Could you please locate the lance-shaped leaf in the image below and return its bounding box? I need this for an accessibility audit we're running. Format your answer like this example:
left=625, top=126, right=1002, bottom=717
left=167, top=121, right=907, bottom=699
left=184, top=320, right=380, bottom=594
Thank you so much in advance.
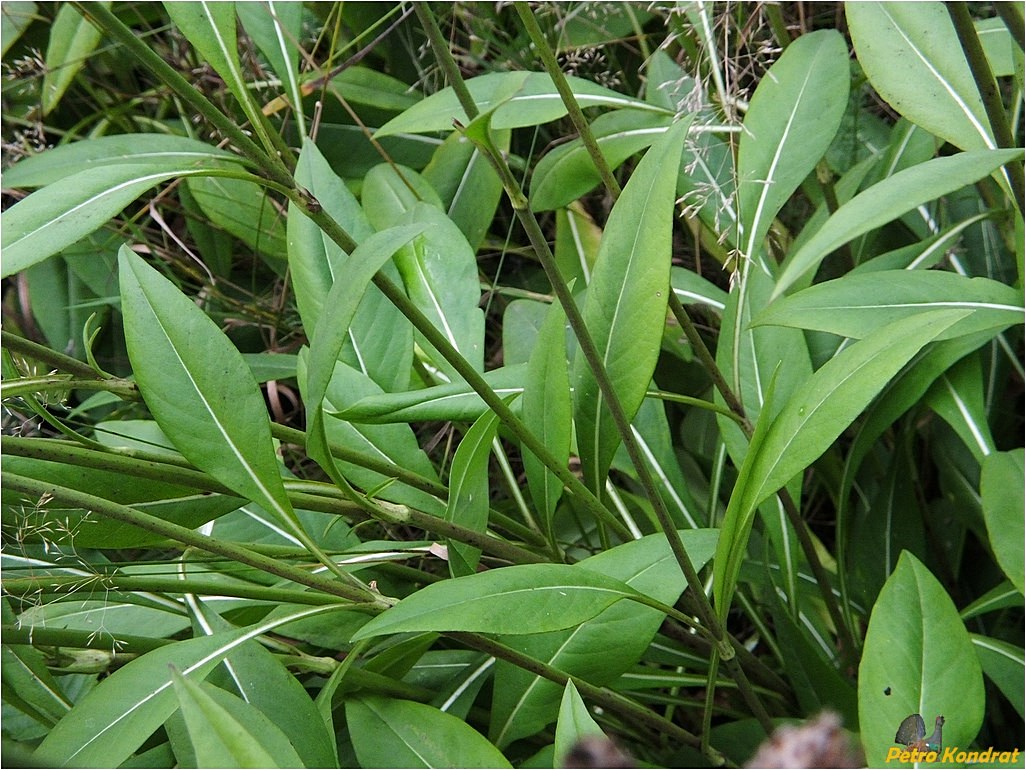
left=772, top=149, right=1023, bottom=297
left=756, top=269, right=1025, bottom=339
left=118, top=246, right=305, bottom=540
left=554, top=682, right=605, bottom=767
left=347, top=696, right=512, bottom=769
left=2, top=134, right=245, bottom=188
left=165, top=2, right=271, bottom=150
left=374, top=71, right=668, bottom=138
left=351, top=565, right=646, bottom=639
left=303, top=226, right=427, bottom=486
left=170, top=671, right=301, bottom=769
left=40, top=3, right=108, bottom=115
left=714, top=309, right=970, bottom=618
left=236, top=0, right=305, bottom=135
left=858, top=553, right=984, bottom=767
left=735, top=29, right=849, bottom=262
left=847, top=2, right=995, bottom=152
left=2, top=165, right=222, bottom=277
left=523, top=301, right=571, bottom=530
left=445, top=407, right=502, bottom=577
left=34, top=606, right=341, bottom=768
left=572, top=117, right=690, bottom=493
left=981, top=449, right=1025, bottom=595
left=333, top=365, right=528, bottom=425
left=530, top=110, right=673, bottom=211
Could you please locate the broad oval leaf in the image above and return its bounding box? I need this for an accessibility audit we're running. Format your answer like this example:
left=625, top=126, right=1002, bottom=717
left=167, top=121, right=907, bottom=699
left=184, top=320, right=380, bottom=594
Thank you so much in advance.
left=773, top=149, right=1023, bottom=297
left=981, top=449, right=1025, bottom=595
left=33, top=607, right=341, bottom=768
left=374, top=71, right=668, bottom=138
left=572, top=117, right=690, bottom=492
left=847, top=2, right=995, bottom=152
left=858, top=552, right=984, bottom=767
left=754, top=270, right=1025, bottom=340
left=347, top=695, right=512, bottom=769
left=351, top=564, right=645, bottom=639
left=118, top=246, right=298, bottom=532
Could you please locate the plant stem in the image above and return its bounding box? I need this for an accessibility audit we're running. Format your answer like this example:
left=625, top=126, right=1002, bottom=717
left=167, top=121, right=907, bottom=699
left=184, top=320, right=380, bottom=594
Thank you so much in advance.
left=1, top=575, right=341, bottom=606
left=516, top=6, right=623, bottom=201
left=946, top=1, right=1025, bottom=216
left=2, top=471, right=383, bottom=606
left=72, top=2, right=295, bottom=189
left=414, top=3, right=478, bottom=120
left=447, top=632, right=731, bottom=766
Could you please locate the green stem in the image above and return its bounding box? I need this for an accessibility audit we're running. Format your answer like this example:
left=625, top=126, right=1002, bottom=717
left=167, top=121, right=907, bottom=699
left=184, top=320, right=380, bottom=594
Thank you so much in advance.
left=414, top=3, right=478, bottom=120
left=2, top=575, right=341, bottom=606
left=946, top=1, right=1025, bottom=216
left=2, top=471, right=384, bottom=606
left=72, top=2, right=295, bottom=190
left=995, top=2, right=1025, bottom=52
left=447, top=632, right=729, bottom=765
left=2, top=330, right=99, bottom=379
left=2, top=376, right=137, bottom=401
left=516, top=6, right=623, bottom=201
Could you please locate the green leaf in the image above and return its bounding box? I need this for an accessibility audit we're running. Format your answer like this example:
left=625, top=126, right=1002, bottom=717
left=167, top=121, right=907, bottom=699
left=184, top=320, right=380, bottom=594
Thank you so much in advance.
left=530, top=111, right=673, bottom=211
left=772, top=150, right=1024, bottom=297
left=33, top=607, right=341, bottom=768
left=187, top=602, right=337, bottom=769
left=170, top=670, right=300, bottom=769
left=755, top=270, right=1025, bottom=340
left=715, top=310, right=970, bottom=617
left=490, top=530, right=718, bottom=748
left=423, top=128, right=508, bottom=251
left=554, top=681, right=605, bottom=768
left=573, top=117, right=690, bottom=492
left=858, top=552, right=985, bottom=767
left=744, top=309, right=971, bottom=517
left=332, top=364, right=527, bottom=424
left=302, top=226, right=427, bottom=487
left=847, top=2, right=995, bottom=152
left=346, top=696, right=512, bottom=769
left=187, top=175, right=288, bottom=259
left=1, top=1, right=36, bottom=57
left=362, top=163, right=444, bottom=229
left=523, top=300, right=571, bottom=530
left=2, top=134, right=245, bottom=188
left=924, top=354, right=996, bottom=461
left=981, top=449, right=1025, bottom=595
left=164, top=1, right=270, bottom=149
left=970, top=634, right=1024, bottom=718
left=671, top=265, right=729, bottom=313
left=236, top=0, right=305, bottom=136
left=1, top=642, right=72, bottom=728
left=374, top=71, right=668, bottom=138
left=40, top=3, right=109, bottom=115
left=351, top=565, right=645, bottom=639
left=392, top=203, right=486, bottom=379
left=1, top=165, right=211, bottom=278
left=445, top=406, right=502, bottom=577
left=735, top=29, right=849, bottom=262
left=118, top=246, right=305, bottom=542
left=320, top=361, right=445, bottom=515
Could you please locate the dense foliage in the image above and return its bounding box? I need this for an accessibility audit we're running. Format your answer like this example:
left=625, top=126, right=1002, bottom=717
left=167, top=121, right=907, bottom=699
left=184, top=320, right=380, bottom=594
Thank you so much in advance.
left=1, top=2, right=1023, bottom=767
